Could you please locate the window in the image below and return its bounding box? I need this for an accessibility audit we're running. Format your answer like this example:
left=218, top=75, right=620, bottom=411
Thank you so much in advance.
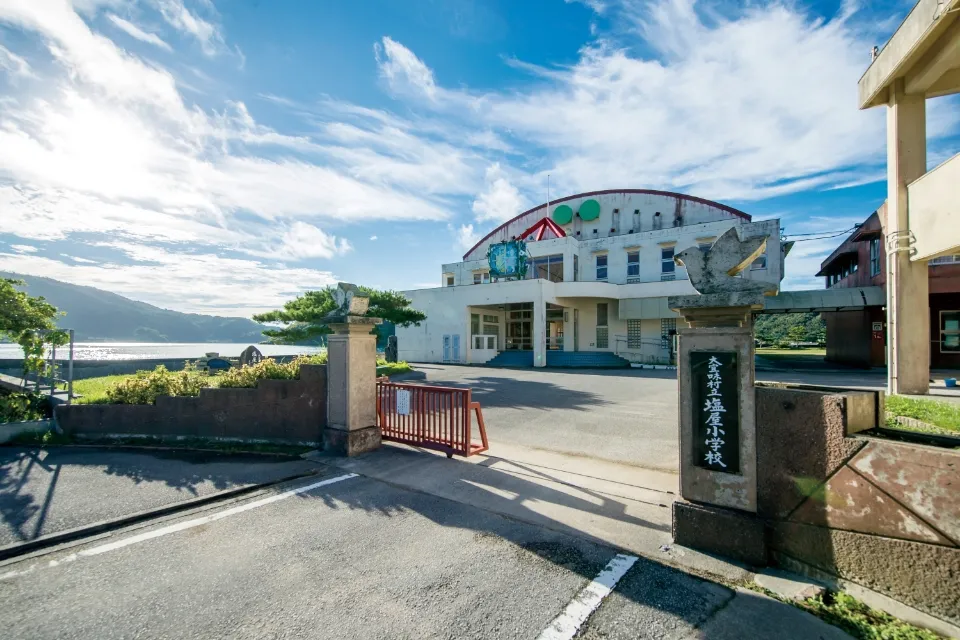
left=596, top=303, right=608, bottom=327
left=483, top=272, right=490, bottom=283
left=751, top=254, right=767, bottom=270
left=870, top=238, right=881, bottom=276
left=661, top=246, right=675, bottom=280
left=941, top=311, right=960, bottom=353
left=661, top=318, right=677, bottom=351
left=574, top=254, right=579, bottom=281
left=471, top=314, right=480, bottom=336
left=474, top=273, right=482, bottom=284
left=612, top=209, right=620, bottom=234
left=596, top=327, right=609, bottom=349
left=627, top=251, right=640, bottom=277
left=596, top=254, right=608, bottom=280
left=930, top=254, right=960, bottom=265
left=482, top=314, right=498, bottom=323
left=627, top=320, right=642, bottom=348
left=445, top=275, right=454, bottom=286
left=527, top=255, right=564, bottom=282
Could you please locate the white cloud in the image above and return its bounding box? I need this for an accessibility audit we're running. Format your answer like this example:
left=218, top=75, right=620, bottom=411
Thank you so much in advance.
left=0, top=43, right=32, bottom=77
left=10, top=244, right=38, bottom=253
left=154, top=0, right=223, bottom=55
left=471, top=163, right=530, bottom=224
left=370, top=235, right=378, bottom=241
left=269, top=222, right=352, bottom=260
left=453, top=223, right=481, bottom=252
left=0, top=249, right=338, bottom=316
left=106, top=14, right=172, bottom=51
left=374, top=36, right=438, bottom=100
left=565, top=0, right=606, bottom=14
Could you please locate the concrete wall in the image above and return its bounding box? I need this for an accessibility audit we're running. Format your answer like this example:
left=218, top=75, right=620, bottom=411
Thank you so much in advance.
left=55, top=365, right=327, bottom=445
left=755, top=386, right=960, bottom=625
left=446, top=218, right=782, bottom=289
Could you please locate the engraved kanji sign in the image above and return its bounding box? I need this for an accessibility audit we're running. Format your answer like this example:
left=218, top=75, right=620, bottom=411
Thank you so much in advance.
left=690, top=351, right=740, bottom=474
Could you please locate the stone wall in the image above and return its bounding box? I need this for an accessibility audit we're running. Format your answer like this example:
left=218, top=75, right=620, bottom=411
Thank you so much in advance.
left=55, top=365, right=327, bottom=445
left=755, top=386, right=960, bottom=626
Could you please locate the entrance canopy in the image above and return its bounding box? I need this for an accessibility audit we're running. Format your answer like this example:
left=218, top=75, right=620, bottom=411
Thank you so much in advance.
left=618, top=287, right=886, bottom=320
left=759, top=287, right=885, bottom=314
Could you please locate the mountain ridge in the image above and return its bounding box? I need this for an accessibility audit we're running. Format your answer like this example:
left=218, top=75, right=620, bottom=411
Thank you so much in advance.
left=3, top=272, right=267, bottom=343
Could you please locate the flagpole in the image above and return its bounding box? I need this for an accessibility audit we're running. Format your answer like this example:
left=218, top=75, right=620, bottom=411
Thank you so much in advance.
left=547, top=173, right=551, bottom=217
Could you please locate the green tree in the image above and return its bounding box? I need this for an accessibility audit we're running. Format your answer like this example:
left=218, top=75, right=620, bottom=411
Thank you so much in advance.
left=0, top=278, right=66, bottom=377
left=253, top=287, right=426, bottom=344
left=787, top=325, right=806, bottom=346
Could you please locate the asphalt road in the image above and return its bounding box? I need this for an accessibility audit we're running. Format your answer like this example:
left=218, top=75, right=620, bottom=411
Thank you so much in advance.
left=0, top=447, right=317, bottom=547
left=0, top=470, right=851, bottom=640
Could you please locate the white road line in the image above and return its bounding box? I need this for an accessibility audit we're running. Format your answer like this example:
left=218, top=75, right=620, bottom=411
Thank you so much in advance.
left=0, top=473, right=358, bottom=581
left=536, top=553, right=639, bottom=640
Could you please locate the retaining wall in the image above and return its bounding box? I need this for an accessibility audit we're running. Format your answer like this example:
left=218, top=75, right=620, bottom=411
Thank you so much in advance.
left=55, top=365, right=327, bottom=445
left=757, top=386, right=960, bottom=625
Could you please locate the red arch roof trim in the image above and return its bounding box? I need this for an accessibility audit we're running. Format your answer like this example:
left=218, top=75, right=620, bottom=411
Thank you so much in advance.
left=463, top=189, right=752, bottom=260
left=519, top=217, right=567, bottom=242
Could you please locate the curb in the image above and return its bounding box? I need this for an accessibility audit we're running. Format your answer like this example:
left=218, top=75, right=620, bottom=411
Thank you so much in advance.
left=0, top=469, right=319, bottom=562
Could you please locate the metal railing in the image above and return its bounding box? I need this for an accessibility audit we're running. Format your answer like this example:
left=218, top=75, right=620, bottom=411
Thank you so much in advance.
left=376, top=381, right=489, bottom=458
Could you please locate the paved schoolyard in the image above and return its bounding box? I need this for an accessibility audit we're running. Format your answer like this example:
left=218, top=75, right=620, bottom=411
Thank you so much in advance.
left=415, top=364, right=681, bottom=472
left=412, top=364, right=914, bottom=472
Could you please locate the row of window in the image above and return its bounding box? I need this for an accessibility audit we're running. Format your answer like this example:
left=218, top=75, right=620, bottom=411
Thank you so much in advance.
left=596, top=245, right=765, bottom=281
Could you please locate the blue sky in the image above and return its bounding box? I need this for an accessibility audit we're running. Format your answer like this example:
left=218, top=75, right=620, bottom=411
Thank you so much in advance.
left=0, top=0, right=957, bottom=316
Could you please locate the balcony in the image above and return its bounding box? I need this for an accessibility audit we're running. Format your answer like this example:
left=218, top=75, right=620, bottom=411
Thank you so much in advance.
left=908, top=151, right=960, bottom=261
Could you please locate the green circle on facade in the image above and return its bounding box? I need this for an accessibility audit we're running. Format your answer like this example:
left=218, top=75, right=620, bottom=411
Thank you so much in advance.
left=552, top=204, right=573, bottom=225
left=579, top=199, right=601, bottom=221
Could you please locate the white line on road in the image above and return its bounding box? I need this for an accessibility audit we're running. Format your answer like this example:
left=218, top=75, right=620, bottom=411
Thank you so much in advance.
left=0, top=473, right=359, bottom=581
left=536, top=552, right=639, bottom=640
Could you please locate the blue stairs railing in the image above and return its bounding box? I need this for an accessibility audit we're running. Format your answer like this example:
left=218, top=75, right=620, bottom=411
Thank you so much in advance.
left=485, top=350, right=630, bottom=368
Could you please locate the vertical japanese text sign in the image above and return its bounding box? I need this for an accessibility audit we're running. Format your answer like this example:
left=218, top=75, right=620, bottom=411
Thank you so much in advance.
left=690, top=351, right=740, bottom=474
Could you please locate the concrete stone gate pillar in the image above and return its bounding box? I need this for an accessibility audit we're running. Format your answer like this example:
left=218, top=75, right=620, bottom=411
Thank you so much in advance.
left=667, top=227, right=774, bottom=566
left=322, top=283, right=384, bottom=456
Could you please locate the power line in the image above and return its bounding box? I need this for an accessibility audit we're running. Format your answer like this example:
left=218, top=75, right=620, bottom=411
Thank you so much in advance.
left=783, top=226, right=858, bottom=242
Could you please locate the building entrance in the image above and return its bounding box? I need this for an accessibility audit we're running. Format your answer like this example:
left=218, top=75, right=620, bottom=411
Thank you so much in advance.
left=505, top=303, right=532, bottom=351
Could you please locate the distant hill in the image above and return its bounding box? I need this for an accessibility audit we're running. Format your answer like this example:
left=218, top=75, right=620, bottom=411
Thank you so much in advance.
left=3, top=273, right=267, bottom=343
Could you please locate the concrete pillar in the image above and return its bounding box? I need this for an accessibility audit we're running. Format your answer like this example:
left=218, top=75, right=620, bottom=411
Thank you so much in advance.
left=886, top=80, right=930, bottom=395
left=562, top=246, right=576, bottom=282
left=563, top=306, right=574, bottom=352
left=324, top=319, right=382, bottom=456
left=533, top=294, right=547, bottom=368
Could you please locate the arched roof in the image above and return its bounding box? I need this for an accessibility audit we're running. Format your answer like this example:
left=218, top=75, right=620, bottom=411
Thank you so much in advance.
left=463, top=189, right=752, bottom=260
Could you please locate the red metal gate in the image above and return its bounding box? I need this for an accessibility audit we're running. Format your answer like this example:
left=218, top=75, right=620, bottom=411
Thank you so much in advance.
left=376, top=381, right=489, bottom=458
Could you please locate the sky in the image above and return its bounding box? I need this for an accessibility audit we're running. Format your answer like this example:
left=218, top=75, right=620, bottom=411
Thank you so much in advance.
left=0, top=0, right=958, bottom=317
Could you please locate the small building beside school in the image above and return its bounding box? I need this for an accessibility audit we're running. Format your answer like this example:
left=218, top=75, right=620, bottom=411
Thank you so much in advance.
left=817, top=202, right=960, bottom=369
left=396, top=189, right=787, bottom=368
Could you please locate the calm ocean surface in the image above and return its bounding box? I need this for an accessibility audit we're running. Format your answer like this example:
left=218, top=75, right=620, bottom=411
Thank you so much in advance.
left=0, top=343, right=325, bottom=361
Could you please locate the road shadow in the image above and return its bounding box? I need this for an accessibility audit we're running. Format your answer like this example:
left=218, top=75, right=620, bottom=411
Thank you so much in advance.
left=0, top=447, right=313, bottom=543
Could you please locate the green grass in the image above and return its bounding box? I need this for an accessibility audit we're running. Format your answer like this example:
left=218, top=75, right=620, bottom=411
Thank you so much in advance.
left=885, top=395, right=960, bottom=435
left=801, top=591, right=942, bottom=640
left=70, top=361, right=415, bottom=404
left=376, top=361, right=413, bottom=377
left=756, top=347, right=827, bottom=357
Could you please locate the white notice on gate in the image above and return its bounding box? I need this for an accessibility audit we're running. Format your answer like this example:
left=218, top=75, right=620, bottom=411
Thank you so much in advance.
left=396, top=389, right=411, bottom=416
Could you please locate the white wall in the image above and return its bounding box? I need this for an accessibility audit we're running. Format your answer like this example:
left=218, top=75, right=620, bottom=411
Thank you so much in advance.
left=464, top=191, right=752, bottom=261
